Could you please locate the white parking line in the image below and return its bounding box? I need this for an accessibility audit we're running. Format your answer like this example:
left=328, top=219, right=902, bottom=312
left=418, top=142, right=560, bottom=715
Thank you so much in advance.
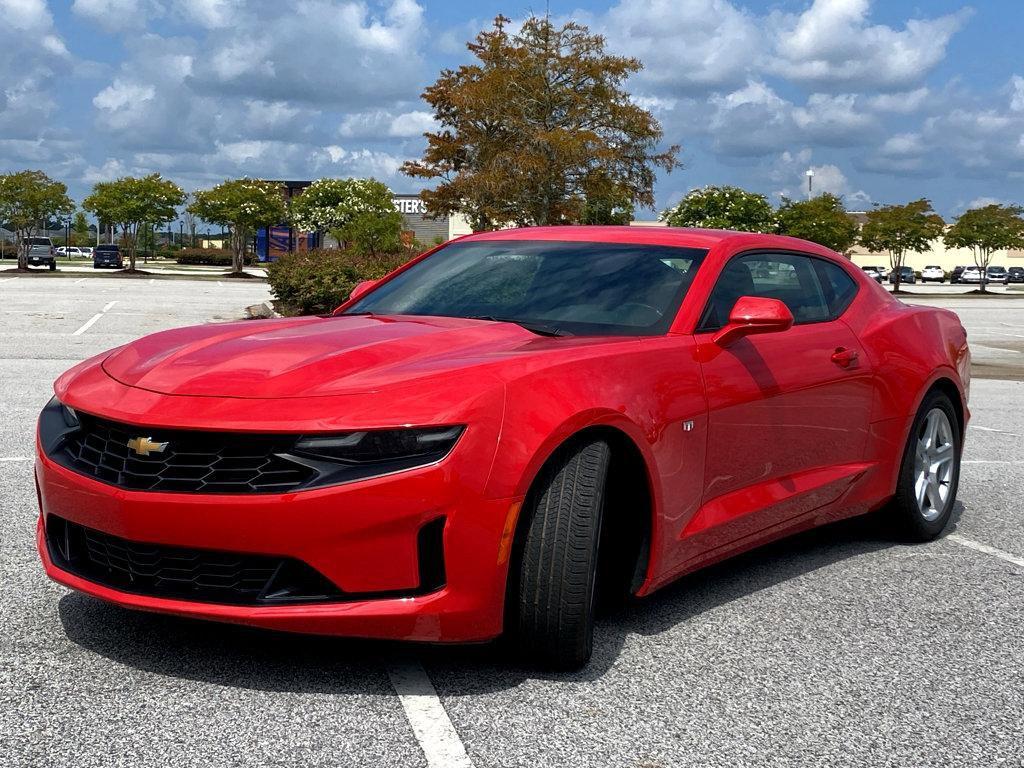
left=387, top=660, right=472, bottom=768
left=75, top=278, right=87, bottom=284
left=72, top=313, right=104, bottom=336
left=969, top=425, right=1022, bottom=437
left=0, top=277, right=17, bottom=284
left=0, top=456, right=31, bottom=462
left=948, top=534, right=1024, bottom=568
left=71, top=300, right=118, bottom=335
left=962, top=460, right=1024, bottom=464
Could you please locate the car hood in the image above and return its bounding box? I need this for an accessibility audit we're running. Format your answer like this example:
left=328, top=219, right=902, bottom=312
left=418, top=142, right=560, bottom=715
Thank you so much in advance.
left=100, top=314, right=573, bottom=399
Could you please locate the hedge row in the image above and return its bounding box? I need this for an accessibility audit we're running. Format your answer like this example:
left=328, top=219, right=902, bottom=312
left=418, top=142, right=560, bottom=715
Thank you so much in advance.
left=267, top=249, right=412, bottom=315
left=176, top=248, right=254, bottom=266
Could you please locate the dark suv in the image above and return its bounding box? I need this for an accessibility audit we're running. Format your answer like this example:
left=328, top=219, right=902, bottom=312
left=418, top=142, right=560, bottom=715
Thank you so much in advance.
left=93, top=244, right=123, bottom=269
left=1008, top=266, right=1024, bottom=283
left=889, top=265, right=916, bottom=285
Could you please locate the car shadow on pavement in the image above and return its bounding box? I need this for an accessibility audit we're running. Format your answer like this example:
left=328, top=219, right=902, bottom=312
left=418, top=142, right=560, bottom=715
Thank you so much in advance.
left=59, top=506, right=958, bottom=694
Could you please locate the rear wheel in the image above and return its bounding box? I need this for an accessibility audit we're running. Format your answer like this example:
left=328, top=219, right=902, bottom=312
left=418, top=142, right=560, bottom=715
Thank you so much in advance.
left=48, top=262, right=56, bottom=271
left=889, top=391, right=961, bottom=541
left=513, top=438, right=610, bottom=670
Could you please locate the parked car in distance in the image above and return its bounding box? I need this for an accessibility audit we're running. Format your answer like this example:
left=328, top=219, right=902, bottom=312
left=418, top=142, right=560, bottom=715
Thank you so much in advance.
left=80, top=247, right=93, bottom=257
left=24, top=237, right=56, bottom=270
left=986, top=266, right=1008, bottom=285
left=861, top=266, right=883, bottom=283
left=93, top=244, right=123, bottom=269
left=889, top=265, right=916, bottom=285
left=1007, top=266, right=1024, bottom=283
left=36, top=226, right=971, bottom=670
left=950, top=266, right=966, bottom=284
left=960, top=266, right=983, bottom=284
left=921, top=265, right=945, bottom=283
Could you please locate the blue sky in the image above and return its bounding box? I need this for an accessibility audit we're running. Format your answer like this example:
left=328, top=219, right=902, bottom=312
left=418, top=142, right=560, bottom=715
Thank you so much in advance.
left=3, top=0, right=1024, bottom=221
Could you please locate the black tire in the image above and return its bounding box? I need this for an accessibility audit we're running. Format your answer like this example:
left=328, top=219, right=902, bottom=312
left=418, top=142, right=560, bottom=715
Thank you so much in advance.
left=513, top=438, right=611, bottom=670
left=888, top=390, right=961, bottom=542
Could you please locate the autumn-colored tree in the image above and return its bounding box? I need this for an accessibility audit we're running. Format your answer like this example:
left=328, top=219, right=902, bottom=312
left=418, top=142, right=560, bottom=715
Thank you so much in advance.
left=859, top=199, right=945, bottom=292
left=944, top=204, right=1024, bottom=292
left=776, top=193, right=859, bottom=253
left=0, top=170, right=74, bottom=270
left=403, top=15, right=679, bottom=229
left=84, top=174, right=185, bottom=272
left=189, top=179, right=286, bottom=275
left=661, top=185, right=776, bottom=232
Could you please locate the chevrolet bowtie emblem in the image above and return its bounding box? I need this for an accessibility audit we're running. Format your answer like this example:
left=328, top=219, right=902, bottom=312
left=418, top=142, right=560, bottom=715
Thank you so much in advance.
left=126, top=436, right=169, bottom=456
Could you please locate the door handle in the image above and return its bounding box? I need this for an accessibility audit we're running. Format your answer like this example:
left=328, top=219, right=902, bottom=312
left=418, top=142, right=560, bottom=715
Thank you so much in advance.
left=831, top=347, right=859, bottom=368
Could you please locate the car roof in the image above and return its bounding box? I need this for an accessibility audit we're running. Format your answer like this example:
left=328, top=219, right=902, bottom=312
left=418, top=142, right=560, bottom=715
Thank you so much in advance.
left=458, top=225, right=838, bottom=256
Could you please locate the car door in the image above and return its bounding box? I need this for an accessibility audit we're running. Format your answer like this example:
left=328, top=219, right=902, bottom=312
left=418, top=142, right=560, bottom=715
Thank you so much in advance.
left=679, top=251, right=873, bottom=556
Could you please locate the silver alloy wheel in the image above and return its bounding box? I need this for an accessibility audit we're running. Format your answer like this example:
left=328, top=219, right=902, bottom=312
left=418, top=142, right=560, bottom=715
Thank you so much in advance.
left=914, top=407, right=956, bottom=521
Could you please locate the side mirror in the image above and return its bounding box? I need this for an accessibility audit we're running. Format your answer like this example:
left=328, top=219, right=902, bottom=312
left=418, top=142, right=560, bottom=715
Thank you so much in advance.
left=712, top=296, right=793, bottom=347
left=349, top=279, right=378, bottom=302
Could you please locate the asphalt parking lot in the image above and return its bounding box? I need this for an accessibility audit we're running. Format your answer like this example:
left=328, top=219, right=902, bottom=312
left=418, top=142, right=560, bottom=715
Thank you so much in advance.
left=1, top=275, right=1022, bottom=766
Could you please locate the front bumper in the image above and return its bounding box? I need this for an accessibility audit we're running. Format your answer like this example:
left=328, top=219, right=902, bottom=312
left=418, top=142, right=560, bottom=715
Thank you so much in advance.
left=36, top=439, right=519, bottom=642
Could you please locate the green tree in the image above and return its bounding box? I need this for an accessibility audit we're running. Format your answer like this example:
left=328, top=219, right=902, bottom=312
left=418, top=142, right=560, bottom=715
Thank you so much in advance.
left=859, top=199, right=945, bottom=293
left=71, top=212, right=91, bottom=246
left=944, top=204, right=1024, bottom=292
left=402, top=15, right=679, bottom=228
left=0, top=170, right=74, bottom=270
left=775, top=193, right=859, bottom=253
left=189, top=178, right=286, bottom=274
left=83, top=174, right=185, bottom=272
left=661, top=185, right=776, bottom=232
left=289, top=178, right=402, bottom=255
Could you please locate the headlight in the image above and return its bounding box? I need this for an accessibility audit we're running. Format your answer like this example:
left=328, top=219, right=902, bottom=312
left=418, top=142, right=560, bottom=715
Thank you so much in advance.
left=286, top=426, right=465, bottom=486
left=294, top=426, right=464, bottom=464
left=39, top=396, right=81, bottom=455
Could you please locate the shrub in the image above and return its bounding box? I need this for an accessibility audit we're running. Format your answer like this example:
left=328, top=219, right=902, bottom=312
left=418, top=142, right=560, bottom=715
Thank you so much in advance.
left=176, top=248, right=253, bottom=266
left=267, top=248, right=411, bottom=315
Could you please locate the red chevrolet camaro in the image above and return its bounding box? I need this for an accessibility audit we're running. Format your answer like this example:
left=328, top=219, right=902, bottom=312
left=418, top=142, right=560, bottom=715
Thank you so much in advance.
left=36, top=226, right=970, bottom=669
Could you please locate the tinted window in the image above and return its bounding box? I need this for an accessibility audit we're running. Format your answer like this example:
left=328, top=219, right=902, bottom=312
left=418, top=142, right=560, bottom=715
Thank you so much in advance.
left=700, top=252, right=848, bottom=331
left=813, top=259, right=858, bottom=317
left=346, top=240, right=708, bottom=336
left=25, top=237, right=51, bottom=246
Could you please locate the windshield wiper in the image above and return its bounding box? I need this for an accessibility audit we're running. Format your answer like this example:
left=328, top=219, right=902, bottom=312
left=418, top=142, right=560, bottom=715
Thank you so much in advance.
left=468, top=315, right=571, bottom=337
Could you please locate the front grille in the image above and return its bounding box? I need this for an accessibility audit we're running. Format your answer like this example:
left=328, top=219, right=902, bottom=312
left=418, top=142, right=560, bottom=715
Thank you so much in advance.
left=46, top=515, right=342, bottom=605
left=54, top=414, right=314, bottom=494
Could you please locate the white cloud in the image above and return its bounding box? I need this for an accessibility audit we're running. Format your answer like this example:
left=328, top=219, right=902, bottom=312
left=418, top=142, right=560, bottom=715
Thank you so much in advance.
left=792, top=93, right=877, bottom=144
left=0, top=0, right=70, bottom=140
left=174, top=0, right=239, bottom=28
left=388, top=110, right=437, bottom=137
left=1010, top=76, right=1024, bottom=112
left=769, top=0, right=970, bottom=90
left=72, top=0, right=161, bottom=32
left=188, top=0, right=426, bottom=106
left=602, top=0, right=762, bottom=93
left=865, top=87, right=931, bottom=114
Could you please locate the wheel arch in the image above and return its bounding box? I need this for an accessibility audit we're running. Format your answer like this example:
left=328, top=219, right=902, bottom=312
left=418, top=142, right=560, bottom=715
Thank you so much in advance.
left=502, top=423, right=658, bottom=628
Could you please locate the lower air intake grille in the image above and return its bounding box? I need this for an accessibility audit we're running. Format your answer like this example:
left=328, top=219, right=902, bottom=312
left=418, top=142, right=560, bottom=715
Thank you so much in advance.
left=46, top=515, right=342, bottom=605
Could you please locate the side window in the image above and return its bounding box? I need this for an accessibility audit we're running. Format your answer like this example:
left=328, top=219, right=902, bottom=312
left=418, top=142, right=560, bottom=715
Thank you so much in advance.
left=813, top=259, right=859, bottom=318
left=699, top=252, right=831, bottom=331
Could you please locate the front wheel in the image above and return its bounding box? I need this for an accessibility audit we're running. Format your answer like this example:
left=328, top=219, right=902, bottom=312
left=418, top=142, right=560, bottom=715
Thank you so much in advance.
left=888, top=391, right=961, bottom=541
left=513, top=438, right=610, bottom=670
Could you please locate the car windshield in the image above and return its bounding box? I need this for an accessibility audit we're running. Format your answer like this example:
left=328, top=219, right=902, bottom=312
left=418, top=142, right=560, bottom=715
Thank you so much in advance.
left=926, top=266, right=941, bottom=269
left=343, top=239, right=708, bottom=336
left=25, top=238, right=50, bottom=246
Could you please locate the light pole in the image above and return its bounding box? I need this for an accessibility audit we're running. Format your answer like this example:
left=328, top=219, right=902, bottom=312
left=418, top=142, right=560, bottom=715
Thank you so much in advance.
left=806, top=168, right=814, bottom=199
